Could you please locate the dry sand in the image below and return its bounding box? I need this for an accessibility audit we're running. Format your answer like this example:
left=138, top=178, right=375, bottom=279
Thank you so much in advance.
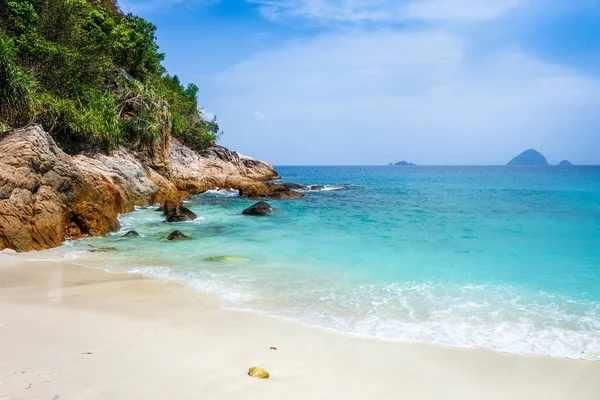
left=0, top=253, right=598, bottom=400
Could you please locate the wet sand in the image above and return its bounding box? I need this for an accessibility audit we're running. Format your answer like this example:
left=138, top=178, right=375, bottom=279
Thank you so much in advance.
left=0, top=253, right=598, bottom=400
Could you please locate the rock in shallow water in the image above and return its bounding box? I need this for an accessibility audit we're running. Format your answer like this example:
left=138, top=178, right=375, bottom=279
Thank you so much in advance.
left=123, top=230, right=139, bottom=237
left=238, top=181, right=304, bottom=199
left=248, top=367, right=270, bottom=380
left=163, top=199, right=197, bottom=222
left=167, top=230, right=189, bottom=241
left=279, top=182, right=309, bottom=191
left=310, top=185, right=325, bottom=191
left=243, top=201, right=272, bottom=216
left=196, top=226, right=227, bottom=237
left=205, top=256, right=251, bottom=262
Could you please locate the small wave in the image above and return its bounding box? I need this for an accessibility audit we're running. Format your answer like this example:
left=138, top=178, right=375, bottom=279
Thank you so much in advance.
left=216, top=279, right=600, bottom=361
left=56, top=245, right=600, bottom=361
left=308, top=184, right=349, bottom=192
left=204, top=189, right=239, bottom=197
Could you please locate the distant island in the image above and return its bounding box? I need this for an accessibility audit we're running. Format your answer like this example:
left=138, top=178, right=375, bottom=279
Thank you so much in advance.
left=558, top=160, right=573, bottom=166
left=394, top=161, right=416, bottom=166
left=507, top=149, right=548, bottom=166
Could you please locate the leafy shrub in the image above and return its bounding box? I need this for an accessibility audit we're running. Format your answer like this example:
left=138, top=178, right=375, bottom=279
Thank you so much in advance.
left=0, top=0, right=220, bottom=152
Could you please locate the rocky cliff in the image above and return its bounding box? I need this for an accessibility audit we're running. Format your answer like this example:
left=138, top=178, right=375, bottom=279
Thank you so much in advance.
left=0, top=125, right=282, bottom=252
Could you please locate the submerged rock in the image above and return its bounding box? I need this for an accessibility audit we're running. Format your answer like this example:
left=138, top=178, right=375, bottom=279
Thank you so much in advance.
left=167, top=230, right=189, bottom=241
left=507, top=149, right=549, bottom=166
left=88, top=247, right=117, bottom=253
left=123, top=230, right=139, bottom=237
left=558, top=160, right=573, bottom=166
left=243, top=201, right=272, bottom=216
left=310, top=186, right=325, bottom=191
left=248, top=366, right=270, bottom=380
left=205, top=256, right=251, bottom=262
left=196, top=226, right=227, bottom=236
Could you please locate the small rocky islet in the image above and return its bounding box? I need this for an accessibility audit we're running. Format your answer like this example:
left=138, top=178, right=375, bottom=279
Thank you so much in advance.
left=507, top=149, right=575, bottom=166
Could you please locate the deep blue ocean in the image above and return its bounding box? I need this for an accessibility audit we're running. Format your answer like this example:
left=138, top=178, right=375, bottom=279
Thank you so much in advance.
left=51, top=166, right=600, bottom=359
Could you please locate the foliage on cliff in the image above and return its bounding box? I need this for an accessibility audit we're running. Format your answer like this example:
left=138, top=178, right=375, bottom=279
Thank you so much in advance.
left=0, top=0, right=220, bottom=151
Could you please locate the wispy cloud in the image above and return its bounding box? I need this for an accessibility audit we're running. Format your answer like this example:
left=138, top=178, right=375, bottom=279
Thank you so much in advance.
left=247, top=0, right=524, bottom=24
left=213, top=30, right=600, bottom=165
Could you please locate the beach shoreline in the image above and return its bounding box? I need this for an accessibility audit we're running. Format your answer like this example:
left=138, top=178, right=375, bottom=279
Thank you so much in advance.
left=0, top=253, right=598, bottom=400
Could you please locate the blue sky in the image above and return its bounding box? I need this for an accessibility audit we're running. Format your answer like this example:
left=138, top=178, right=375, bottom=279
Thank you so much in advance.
left=120, top=0, right=600, bottom=165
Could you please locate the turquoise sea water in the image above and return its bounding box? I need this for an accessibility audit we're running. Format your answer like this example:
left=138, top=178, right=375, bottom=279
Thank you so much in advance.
left=52, top=166, right=600, bottom=359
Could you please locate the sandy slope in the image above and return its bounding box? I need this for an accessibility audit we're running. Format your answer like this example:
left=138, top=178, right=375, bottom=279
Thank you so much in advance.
left=0, top=253, right=598, bottom=400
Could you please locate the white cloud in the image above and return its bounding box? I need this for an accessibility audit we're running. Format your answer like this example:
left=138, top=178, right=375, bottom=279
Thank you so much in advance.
left=212, top=30, right=600, bottom=165
left=247, top=0, right=525, bottom=24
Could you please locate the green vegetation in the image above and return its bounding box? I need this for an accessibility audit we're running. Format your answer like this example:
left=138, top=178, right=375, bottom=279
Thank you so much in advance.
left=0, top=0, right=220, bottom=151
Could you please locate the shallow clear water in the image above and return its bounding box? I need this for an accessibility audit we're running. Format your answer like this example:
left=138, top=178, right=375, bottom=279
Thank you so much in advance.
left=52, top=166, right=600, bottom=359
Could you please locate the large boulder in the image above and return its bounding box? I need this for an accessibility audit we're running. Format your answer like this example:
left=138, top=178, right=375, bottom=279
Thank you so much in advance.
left=170, top=140, right=279, bottom=194
left=243, top=201, right=273, bottom=216
left=0, top=126, right=123, bottom=251
left=238, top=182, right=305, bottom=200
left=163, top=199, right=197, bottom=222
left=167, top=230, right=189, bottom=241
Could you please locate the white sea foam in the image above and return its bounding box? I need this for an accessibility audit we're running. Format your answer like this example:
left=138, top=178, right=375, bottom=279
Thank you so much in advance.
left=33, top=244, right=600, bottom=361
left=204, top=189, right=239, bottom=197
left=308, top=184, right=347, bottom=191
left=213, top=279, right=600, bottom=361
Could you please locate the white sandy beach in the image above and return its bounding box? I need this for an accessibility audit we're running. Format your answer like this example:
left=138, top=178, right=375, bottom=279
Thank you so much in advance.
left=0, top=253, right=598, bottom=400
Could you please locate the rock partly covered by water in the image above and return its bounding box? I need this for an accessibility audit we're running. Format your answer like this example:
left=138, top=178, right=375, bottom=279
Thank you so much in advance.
left=0, top=125, right=280, bottom=252
left=170, top=140, right=278, bottom=195
left=123, top=231, right=139, bottom=237
left=167, top=230, right=189, bottom=241
left=163, top=199, right=197, bottom=222
left=558, top=160, right=573, bottom=166
left=243, top=201, right=273, bottom=216
left=238, top=182, right=305, bottom=200
left=279, top=182, right=309, bottom=191
left=507, top=149, right=549, bottom=166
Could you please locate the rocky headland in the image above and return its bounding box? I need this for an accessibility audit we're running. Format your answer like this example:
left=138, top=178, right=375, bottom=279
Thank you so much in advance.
left=0, top=125, right=301, bottom=252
